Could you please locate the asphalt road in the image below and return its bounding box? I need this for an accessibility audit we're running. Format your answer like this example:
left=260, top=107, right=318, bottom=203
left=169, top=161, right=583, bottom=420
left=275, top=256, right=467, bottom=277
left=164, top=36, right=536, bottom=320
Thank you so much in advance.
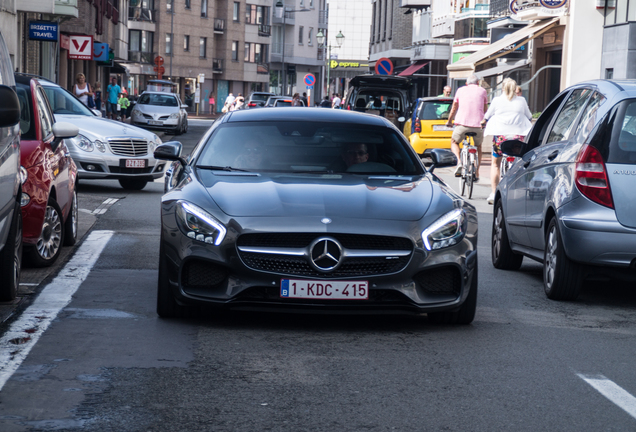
left=1, top=120, right=636, bottom=431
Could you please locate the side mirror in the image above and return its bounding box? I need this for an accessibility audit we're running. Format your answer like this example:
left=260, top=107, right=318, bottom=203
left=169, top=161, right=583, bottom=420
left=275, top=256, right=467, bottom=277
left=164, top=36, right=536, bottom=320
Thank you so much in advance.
left=154, top=141, right=187, bottom=166
left=500, top=139, right=527, bottom=157
left=180, top=104, right=188, bottom=109
left=91, top=108, right=102, bottom=117
left=428, top=148, right=457, bottom=173
left=0, top=85, right=21, bottom=127
left=51, top=122, right=79, bottom=151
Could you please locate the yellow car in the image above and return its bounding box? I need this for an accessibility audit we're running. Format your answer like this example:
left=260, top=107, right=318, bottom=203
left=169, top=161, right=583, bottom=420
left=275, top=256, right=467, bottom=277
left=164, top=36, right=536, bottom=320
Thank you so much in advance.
left=403, top=97, right=454, bottom=155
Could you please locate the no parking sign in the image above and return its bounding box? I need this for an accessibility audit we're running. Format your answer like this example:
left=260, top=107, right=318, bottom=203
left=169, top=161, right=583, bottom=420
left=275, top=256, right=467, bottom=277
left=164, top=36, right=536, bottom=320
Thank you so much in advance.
left=304, top=73, right=316, bottom=88
left=375, top=58, right=393, bottom=75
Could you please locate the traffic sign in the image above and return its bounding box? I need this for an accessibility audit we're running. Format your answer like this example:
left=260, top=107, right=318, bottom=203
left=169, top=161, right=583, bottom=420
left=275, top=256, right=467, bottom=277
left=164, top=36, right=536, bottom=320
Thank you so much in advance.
left=375, top=58, right=394, bottom=76
left=154, top=56, right=164, bottom=66
left=303, top=73, right=316, bottom=87
left=306, top=86, right=313, bottom=90
left=153, top=66, right=165, bottom=74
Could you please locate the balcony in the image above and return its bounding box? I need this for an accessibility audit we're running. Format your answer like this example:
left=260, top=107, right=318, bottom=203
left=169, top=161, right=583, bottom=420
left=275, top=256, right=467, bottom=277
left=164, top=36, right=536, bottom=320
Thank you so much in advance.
left=128, top=51, right=156, bottom=64
left=213, top=58, right=223, bottom=73
left=272, top=9, right=296, bottom=25
left=270, top=43, right=294, bottom=62
left=128, top=6, right=156, bottom=22
left=258, top=24, right=271, bottom=37
left=214, top=18, right=225, bottom=34
left=257, top=63, right=269, bottom=74
left=317, top=47, right=326, bottom=61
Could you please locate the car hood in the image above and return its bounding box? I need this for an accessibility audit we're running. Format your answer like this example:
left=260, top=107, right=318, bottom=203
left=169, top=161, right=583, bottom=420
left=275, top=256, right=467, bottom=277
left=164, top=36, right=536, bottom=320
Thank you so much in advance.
left=53, top=114, right=159, bottom=141
left=197, top=172, right=433, bottom=220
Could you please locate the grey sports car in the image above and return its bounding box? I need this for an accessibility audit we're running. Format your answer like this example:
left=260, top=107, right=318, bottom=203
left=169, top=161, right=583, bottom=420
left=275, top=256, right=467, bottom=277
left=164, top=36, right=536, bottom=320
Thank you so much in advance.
left=154, top=108, right=478, bottom=323
left=492, top=79, right=636, bottom=301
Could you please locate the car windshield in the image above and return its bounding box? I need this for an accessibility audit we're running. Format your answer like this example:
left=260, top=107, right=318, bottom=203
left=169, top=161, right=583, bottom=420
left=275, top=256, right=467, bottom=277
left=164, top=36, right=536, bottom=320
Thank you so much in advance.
left=195, top=121, right=423, bottom=175
left=138, top=93, right=179, bottom=107
left=42, top=85, right=95, bottom=116
left=417, top=100, right=453, bottom=121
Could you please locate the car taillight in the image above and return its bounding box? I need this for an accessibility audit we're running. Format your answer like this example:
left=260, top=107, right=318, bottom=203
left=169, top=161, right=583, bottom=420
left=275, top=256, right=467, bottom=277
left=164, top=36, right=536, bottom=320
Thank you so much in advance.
left=248, top=102, right=256, bottom=107
left=575, top=144, right=614, bottom=209
left=415, top=119, right=421, bottom=133
left=347, top=104, right=351, bottom=110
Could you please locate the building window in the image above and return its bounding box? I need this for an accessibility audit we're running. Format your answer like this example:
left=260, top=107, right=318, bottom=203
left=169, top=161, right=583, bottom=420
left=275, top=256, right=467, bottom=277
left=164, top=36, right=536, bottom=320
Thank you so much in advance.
left=201, top=0, right=207, bottom=17
left=246, top=4, right=269, bottom=24
left=185, top=0, right=190, bottom=8
left=310, top=0, right=314, bottom=7
left=244, top=42, right=268, bottom=63
left=233, top=2, right=240, bottom=21
left=388, top=0, right=393, bottom=39
left=232, top=41, right=239, bottom=61
left=383, top=0, right=387, bottom=40
left=129, top=30, right=154, bottom=63
left=298, top=26, right=304, bottom=44
left=167, top=0, right=172, bottom=12
left=371, top=1, right=376, bottom=43
left=165, top=33, right=172, bottom=55
left=308, top=27, right=313, bottom=45
left=377, top=0, right=381, bottom=41
left=184, top=35, right=190, bottom=51
left=200, top=37, right=206, bottom=58
left=606, top=68, right=614, bottom=79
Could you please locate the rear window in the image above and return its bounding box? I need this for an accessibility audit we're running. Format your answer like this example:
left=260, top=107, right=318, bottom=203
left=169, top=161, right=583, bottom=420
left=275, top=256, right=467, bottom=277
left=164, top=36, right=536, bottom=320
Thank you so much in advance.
left=195, top=121, right=422, bottom=175
left=352, top=92, right=402, bottom=112
left=274, top=100, right=292, bottom=107
left=588, top=99, right=636, bottom=164
left=417, top=100, right=453, bottom=121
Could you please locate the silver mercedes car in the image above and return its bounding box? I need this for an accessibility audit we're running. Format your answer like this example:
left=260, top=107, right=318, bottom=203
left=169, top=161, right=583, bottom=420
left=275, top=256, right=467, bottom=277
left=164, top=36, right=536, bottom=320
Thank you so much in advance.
left=492, top=79, right=636, bottom=301
left=40, top=79, right=165, bottom=190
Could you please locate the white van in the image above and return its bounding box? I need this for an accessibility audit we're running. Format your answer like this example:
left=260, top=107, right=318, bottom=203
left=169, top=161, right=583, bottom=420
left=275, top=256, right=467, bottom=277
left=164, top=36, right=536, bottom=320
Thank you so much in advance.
left=0, top=30, right=23, bottom=301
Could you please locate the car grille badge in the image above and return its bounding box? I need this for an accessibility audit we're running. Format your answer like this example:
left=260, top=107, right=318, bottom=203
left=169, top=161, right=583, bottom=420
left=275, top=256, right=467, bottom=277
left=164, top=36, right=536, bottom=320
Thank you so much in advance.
left=309, top=237, right=342, bottom=272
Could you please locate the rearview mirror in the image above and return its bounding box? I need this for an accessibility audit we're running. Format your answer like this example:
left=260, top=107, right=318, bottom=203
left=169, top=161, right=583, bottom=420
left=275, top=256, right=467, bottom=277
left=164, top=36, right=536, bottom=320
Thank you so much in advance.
left=154, top=141, right=187, bottom=166
left=51, top=122, right=79, bottom=151
left=500, top=139, right=526, bottom=157
left=428, top=148, right=457, bottom=173
left=181, top=104, right=188, bottom=109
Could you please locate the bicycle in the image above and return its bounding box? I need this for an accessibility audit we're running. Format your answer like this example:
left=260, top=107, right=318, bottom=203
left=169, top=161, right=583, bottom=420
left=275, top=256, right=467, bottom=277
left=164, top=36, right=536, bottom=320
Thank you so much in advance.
left=458, top=132, right=479, bottom=199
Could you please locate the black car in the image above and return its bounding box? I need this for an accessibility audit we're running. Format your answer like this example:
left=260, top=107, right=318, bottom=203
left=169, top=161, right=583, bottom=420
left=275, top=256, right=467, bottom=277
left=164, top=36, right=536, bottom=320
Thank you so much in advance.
left=246, top=91, right=275, bottom=108
left=343, top=75, right=412, bottom=130
left=154, top=108, right=478, bottom=323
left=263, top=95, right=305, bottom=107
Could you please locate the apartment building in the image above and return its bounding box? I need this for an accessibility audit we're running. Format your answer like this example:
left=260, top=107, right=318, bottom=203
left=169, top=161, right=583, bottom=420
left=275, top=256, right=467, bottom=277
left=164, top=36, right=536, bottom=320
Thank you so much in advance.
left=369, top=0, right=413, bottom=73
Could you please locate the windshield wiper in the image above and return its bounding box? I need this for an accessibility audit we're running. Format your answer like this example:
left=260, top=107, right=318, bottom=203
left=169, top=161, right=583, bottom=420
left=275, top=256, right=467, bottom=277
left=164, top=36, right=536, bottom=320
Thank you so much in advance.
left=196, top=165, right=251, bottom=172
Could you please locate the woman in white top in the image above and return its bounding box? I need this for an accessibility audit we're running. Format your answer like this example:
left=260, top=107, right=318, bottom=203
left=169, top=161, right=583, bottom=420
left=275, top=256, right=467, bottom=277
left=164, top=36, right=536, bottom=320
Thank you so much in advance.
left=73, top=73, right=93, bottom=106
left=482, top=78, right=532, bottom=204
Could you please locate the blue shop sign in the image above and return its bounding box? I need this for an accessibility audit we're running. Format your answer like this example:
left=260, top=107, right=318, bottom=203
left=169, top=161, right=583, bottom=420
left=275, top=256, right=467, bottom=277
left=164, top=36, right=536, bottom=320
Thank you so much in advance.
left=29, top=21, right=58, bottom=42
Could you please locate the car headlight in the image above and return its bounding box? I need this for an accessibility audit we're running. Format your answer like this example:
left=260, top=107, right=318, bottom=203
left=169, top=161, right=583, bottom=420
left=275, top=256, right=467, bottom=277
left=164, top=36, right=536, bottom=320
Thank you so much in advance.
left=19, top=166, right=27, bottom=184
left=175, top=200, right=227, bottom=246
left=169, top=113, right=179, bottom=119
left=421, top=209, right=467, bottom=251
left=94, top=140, right=106, bottom=152
left=149, top=135, right=162, bottom=153
left=74, top=134, right=94, bottom=152
left=132, top=109, right=142, bottom=117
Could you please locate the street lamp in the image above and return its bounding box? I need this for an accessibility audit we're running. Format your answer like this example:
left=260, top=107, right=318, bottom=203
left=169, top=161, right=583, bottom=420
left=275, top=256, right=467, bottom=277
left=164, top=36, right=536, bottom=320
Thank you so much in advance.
left=275, top=1, right=310, bottom=95
left=316, top=29, right=344, bottom=100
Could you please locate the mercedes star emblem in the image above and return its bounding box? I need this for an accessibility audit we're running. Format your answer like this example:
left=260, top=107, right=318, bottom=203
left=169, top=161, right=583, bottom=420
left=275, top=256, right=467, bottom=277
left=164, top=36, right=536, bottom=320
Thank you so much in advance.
left=309, top=237, right=342, bottom=272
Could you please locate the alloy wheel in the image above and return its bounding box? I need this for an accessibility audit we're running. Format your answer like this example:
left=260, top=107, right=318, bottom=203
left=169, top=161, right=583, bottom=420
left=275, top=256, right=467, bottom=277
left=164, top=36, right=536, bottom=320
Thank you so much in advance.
left=544, top=226, right=558, bottom=290
left=36, top=205, right=62, bottom=259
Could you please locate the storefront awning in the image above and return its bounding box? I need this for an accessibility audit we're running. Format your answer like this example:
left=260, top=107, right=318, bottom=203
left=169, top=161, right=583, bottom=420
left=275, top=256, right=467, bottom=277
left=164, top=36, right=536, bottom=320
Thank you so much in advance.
left=398, top=60, right=429, bottom=77
left=447, top=17, right=560, bottom=79
left=476, top=60, right=529, bottom=79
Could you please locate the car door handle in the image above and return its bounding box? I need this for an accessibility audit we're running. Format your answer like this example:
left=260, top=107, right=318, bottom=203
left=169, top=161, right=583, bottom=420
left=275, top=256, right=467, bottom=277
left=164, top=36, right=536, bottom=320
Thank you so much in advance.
left=547, top=150, right=559, bottom=161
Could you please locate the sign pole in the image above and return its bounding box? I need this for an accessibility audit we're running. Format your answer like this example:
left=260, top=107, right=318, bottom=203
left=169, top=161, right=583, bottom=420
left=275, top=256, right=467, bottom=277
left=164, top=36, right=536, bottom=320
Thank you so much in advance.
left=308, top=88, right=311, bottom=107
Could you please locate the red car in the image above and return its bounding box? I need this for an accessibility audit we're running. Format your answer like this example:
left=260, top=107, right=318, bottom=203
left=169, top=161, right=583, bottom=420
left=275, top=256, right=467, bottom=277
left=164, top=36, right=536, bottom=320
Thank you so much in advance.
left=15, top=74, right=80, bottom=267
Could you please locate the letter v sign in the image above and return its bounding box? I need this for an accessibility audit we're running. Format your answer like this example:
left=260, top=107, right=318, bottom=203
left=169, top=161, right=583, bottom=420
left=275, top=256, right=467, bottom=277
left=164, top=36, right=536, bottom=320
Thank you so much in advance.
left=69, top=35, right=93, bottom=60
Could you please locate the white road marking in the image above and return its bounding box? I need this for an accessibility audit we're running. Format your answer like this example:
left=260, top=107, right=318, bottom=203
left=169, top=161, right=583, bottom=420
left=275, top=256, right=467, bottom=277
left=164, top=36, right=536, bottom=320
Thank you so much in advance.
left=0, top=230, right=113, bottom=392
left=578, top=374, right=636, bottom=420
left=92, top=198, right=119, bottom=215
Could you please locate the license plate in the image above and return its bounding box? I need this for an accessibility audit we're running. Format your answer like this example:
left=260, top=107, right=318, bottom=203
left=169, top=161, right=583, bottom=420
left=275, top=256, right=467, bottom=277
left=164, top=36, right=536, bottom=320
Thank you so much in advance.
left=281, top=279, right=368, bottom=300
left=149, top=120, right=163, bottom=126
left=433, top=125, right=454, bottom=131
left=125, top=159, right=146, bottom=168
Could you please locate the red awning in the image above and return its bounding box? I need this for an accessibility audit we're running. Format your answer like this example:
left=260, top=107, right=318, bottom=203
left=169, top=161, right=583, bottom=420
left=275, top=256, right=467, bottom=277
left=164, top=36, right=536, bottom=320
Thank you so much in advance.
left=398, top=61, right=429, bottom=77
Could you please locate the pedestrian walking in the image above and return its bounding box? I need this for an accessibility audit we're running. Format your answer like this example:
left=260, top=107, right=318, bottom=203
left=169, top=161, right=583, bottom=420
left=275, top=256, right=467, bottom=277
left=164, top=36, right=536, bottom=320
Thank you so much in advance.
left=72, top=73, right=93, bottom=107
left=331, top=93, right=341, bottom=109
left=445, top=74, right=489, bottom=180
left=482, top=78, right=532, bottom=204
left=320, top=95, right=331, bottom=108
left=94, top=82, right=102, bottom=114
left=301, top=92, right=308, bottom=106
left=231, top=95, right=245, bottom=111
left=438, top=86, right=452, bottom=97
left=118, top=92, right=130, bottom=122
left=209, top=95, right=215, bottom=114
left=106, top=76, right=121, bottom=120
left=223, top=93, right=235, bottom=113
left=292, top=93, right=303, bottom=107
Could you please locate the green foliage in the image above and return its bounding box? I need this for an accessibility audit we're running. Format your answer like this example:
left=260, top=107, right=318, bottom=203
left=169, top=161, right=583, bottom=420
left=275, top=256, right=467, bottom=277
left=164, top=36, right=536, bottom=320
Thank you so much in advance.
left=532, top=112, right=542, bottom=119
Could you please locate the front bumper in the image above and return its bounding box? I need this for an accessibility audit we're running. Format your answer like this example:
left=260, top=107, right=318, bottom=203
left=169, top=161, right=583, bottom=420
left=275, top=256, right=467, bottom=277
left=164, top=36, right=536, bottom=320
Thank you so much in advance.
left=160, top=213, right=478, bottom=315
left=71, top=150, right=165, bottom=180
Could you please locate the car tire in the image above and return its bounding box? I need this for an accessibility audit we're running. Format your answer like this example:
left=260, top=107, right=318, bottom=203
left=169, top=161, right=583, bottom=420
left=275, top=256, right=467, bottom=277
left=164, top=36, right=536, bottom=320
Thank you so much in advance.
left=0, top=201, right=22, bottom=301
left=157, top=240, right=189, bottom=318
left=543, top=218, right=582, bottom=301
left=63, top=190, right=78, bottom=246
left=428, top=261, right=478, bottom=325
left=28, top=198, right=64, bottom=268
left=492, top=200, right=523, bottom=270
left=118, top=178, right=148, bottom=190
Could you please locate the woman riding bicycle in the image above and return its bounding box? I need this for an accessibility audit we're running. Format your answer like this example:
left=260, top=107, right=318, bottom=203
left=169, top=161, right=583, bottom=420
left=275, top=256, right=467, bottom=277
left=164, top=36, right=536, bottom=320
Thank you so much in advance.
left=483, top=78, right=532, bottom=204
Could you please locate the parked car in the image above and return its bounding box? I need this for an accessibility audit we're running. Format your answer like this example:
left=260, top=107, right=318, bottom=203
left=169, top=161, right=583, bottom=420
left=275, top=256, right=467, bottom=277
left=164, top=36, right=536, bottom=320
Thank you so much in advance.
left=33, top=77, right=165, bottom=190
left=153, top=108, right=477, bottom=323
left=403, top=97, right=454, bottom=156
left=343, top=75, right=412, bottom=130
left=0, top=30, right=23, bottom=301
left=246, top=91, right=275, bottom=108
left=492, top=79, right=636, bottom=300
left=263, top=96, right=305, bottom=107
left=15, top=74, right=80, bottom=267
left=130, top=91, right=188, bottom=135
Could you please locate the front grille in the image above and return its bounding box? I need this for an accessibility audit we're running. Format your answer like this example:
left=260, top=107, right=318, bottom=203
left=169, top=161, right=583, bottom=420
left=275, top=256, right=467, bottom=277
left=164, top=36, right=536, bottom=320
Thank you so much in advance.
left=182, top=260, right=227, bottom=288
left=142, top=114, right=153, bottom=119
left=108, top=138, right=149, bottom=157
left=159, top=115, right=170, bottom=120
left=237, top=233, right=413, bottom=278
left=414, top=266, right=461, bottom=295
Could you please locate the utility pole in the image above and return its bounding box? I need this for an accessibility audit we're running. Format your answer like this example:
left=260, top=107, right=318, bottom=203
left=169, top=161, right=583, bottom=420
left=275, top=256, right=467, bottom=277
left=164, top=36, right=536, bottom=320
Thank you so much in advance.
left=169, top=0, right=174, bottom=80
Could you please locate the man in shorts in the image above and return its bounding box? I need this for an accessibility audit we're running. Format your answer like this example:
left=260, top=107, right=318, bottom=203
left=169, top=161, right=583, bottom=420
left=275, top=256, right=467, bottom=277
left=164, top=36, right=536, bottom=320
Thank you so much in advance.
left=106, top=77, right=121, bottom=120
left=445, top=74, right=488, bottom=179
